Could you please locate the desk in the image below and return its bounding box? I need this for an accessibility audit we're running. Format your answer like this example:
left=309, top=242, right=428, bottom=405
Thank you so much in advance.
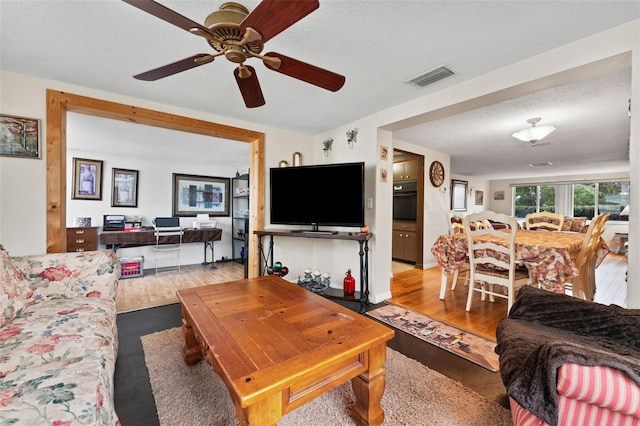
left=431, top=230, right=609, bottom=294
left=100, top=228, right=222, bottom=267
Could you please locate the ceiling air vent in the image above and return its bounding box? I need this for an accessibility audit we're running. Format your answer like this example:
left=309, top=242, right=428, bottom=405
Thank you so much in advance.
left=529, top=162, right=553, bottom=168
left=405, top=65, right=454, bottom=88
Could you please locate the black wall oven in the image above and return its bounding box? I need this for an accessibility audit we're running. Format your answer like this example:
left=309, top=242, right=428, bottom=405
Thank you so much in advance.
left=393, top=181, right=418, bottom=221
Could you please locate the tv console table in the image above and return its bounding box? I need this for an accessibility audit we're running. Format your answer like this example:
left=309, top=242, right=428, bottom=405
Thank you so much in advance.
left=254, top=229, right=372, bottom=313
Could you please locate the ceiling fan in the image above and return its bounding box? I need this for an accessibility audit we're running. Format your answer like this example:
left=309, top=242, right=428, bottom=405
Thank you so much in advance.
left=122, top=0, right=346, bottom=108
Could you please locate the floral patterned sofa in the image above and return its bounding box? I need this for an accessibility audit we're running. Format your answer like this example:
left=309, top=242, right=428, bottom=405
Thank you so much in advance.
left=0, top=246, right=119, bottom=425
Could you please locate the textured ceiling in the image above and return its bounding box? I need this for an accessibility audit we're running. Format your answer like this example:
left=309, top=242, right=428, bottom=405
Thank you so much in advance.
left=1, top=1, right=638, bottom=179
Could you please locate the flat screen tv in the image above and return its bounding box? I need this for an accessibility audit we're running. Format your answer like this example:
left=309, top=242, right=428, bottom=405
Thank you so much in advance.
left=270, top=162, right=365, bottom=233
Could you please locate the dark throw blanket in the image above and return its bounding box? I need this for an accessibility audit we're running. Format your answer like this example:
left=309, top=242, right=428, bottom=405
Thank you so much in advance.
left=495, top=286, right=640, bottom=426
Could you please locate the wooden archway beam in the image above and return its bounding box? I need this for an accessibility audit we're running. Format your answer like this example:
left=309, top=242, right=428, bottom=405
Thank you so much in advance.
left=46, top=90, right=264, bottom=277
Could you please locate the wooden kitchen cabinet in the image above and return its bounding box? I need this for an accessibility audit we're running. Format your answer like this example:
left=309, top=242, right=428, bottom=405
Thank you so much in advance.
left=66, top=227, right=98, bottom=252
left=392, top=221, right=418, bottom=263
left=393, top=159, right=420, bottom=182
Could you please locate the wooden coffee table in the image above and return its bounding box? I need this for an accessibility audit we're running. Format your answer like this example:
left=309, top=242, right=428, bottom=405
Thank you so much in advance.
left=177, top=276, right=395, bottom=425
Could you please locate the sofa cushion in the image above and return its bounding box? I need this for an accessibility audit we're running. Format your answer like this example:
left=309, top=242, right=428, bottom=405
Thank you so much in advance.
left=0, top=246, right=32, bottom=327
left=0, top=297, right=118, bottom=425
left=557, top=363, right=640, bottom=418
left=561, top=217, right=587, bottom=232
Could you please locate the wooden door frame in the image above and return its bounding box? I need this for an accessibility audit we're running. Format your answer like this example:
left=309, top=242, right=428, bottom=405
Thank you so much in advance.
left=45, top=90, right=264, bottom=277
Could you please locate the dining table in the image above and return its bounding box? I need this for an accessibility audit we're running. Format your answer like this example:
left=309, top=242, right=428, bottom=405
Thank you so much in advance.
left=431, top=229, right=610, bottom=296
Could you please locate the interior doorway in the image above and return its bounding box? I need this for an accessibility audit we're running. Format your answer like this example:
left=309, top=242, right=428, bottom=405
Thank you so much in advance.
left=391, top=149, right=425, bottom=272
left=45, top=90, right=265, bottom=277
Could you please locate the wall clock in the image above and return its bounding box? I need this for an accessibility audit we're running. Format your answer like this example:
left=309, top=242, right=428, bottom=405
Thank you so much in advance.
left=429, top=161, right=445, bottom=187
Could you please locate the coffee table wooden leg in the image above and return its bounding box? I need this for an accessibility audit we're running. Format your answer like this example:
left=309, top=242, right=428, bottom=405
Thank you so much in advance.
left=351, top=343, right=387, bottom=426
left=181, top=317, right=202, bottom=366
left=234, top=393, right=282, bottom=426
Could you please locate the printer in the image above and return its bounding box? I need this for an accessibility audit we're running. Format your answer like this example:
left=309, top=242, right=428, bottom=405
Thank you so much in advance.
left=103, top=215, right=126, bottom=231
left=193, top=214, right=217, bottom=229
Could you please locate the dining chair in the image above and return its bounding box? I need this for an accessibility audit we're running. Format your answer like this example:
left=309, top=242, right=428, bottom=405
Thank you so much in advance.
left=153, top=217, right=184, bottom=276
left=525, top=212, right=565, bottom=231
left=568, top=213, right=609, bottom=301
left=447, top=212, right=469, bottom=291
left=464, top=211, right=529, bottom=314
left=448, top=211, right=465, bottom=234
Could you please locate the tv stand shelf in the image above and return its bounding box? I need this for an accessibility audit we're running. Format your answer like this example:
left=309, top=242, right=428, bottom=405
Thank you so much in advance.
left=254, top=229, right=372, bottom=313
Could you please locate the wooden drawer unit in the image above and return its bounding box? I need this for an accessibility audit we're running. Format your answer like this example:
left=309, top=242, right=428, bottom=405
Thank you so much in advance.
left=66, top=227, right=98, bottom=252
left=392, top=221, right=418, bottom=263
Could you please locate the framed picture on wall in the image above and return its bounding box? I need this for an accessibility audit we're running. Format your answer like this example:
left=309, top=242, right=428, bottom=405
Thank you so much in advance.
left=475, top=190, right=484, bottom=206
left=172, top=173, right=230, bottom=217
left=451, top=179, right=468, bottom=211
left=494, top=190, right=505, bottom=200
left=111, top=168, right=139, bottom=207
left=0, top=114, right=41, bottom=159
left=72, top=157, right=103, bottom=200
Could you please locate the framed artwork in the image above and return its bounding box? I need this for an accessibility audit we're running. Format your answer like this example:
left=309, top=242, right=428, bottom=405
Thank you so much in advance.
left=451, top=179, right=468, bottom=211
left=72, top=158, right=103, bottom=200
left=380, top=168, right=388, bottom=183
left=112, top=168, right=139, bottom=207
left=475, top=190, right=484, bottom=206
left=380, top=146, right=389, bottom=161
left=172, top=173, right=230, bottom=217
left=494, top=190, right=505, bottom=200
left=0, top=114, right=41, bottom=159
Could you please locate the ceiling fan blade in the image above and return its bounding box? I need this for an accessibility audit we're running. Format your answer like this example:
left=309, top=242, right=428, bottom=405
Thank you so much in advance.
left=234, top=66, right=266, bottom=108
left=263, top=52, right=345, bottom=92
left=134, top=54, right=215, bottom=81
left=241, top=0, right=319, bottom=44
left=122, top=0, right=216, bottom=39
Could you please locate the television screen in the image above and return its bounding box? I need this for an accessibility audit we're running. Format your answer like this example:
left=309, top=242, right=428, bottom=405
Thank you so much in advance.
left=270, top=162, right=365, bottom=230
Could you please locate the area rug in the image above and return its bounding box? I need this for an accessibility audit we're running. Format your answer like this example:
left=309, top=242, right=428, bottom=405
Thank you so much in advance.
left=366, top=304, right=499, bottom=372
left=141, top=327, right=512, bottom=426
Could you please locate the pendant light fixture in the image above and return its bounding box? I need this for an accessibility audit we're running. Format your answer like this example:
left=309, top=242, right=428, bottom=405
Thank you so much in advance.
left=512, top=117, right=555, bottom=143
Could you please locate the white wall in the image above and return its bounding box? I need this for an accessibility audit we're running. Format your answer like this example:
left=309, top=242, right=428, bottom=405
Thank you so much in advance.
left=1, top=19, right=638, bottom=307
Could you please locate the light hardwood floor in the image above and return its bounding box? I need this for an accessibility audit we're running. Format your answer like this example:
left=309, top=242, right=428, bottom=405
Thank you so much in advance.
left=116, top=261, right=245, bottom=313
left=389, top=253, right=628, bottom=341
left=116, top=254, right=628, bottom=341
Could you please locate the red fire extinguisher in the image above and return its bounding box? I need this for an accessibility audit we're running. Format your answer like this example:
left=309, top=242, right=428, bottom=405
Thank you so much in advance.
left=343, top=269, right=356, bottom=296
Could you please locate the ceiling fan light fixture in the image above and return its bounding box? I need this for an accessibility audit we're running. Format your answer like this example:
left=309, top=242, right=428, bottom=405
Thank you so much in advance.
left=512, top=117, right=555, bottom=142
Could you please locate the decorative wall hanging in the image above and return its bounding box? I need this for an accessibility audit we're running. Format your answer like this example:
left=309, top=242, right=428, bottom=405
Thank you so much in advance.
left=111, top=168, right=139, bottom=207
left=292, top=152, right=302, bottom=166
left=323, top=138, right=333, bottom=157
left=380, top=168, right=388, bottom=183
left=429, top=161, right=445, bottom=188
left=72, top=157, right=103, bottom=200
left=0, top=114, right=41, bottom=159
left=172, top=173, right=230, bottom=217
left=475, top=190, right=484, bottom=206
left=346, top=128, right=359, bottom=149
left=494, top=190, right=505, bottom=200
left=380, top=146, right=389, bottom=161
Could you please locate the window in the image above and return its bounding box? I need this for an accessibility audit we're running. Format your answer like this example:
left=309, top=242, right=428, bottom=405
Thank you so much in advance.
left=514, top=180, right=629, bottom=221
left=514, top=185, right=556, bottom=217
left=573, top=183, right=595, bottom=219
left=596, top=181, right=629, bottom=221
